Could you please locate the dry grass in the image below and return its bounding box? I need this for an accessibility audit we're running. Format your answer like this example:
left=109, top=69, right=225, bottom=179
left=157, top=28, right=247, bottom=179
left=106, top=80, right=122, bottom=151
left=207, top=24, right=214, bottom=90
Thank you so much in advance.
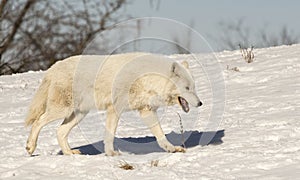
left=239, top=44, right=255, bottom=63
left=227, top=65, right=240, bottom=72
left=119, top=161, right=134, bottom=170
left=176, top=112, right=186, bottom=148
left=151, top=160, right=159, bottom=167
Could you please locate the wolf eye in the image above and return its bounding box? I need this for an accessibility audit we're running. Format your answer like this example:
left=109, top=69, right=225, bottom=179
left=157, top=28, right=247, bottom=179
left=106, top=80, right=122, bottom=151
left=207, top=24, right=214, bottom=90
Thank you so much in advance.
left=185, top=87, right=190, bottom=90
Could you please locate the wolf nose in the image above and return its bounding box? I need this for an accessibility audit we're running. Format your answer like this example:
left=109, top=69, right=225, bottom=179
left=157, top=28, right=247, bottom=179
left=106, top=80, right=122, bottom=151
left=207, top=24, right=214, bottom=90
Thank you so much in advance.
left=197, top=101, right=202, bottom=107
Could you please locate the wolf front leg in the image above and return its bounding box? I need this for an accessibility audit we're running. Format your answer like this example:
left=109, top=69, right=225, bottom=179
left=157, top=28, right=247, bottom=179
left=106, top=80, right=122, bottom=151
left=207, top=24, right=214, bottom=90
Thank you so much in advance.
left=104, top=106, right=120, bottom=156
left=139, top=110, right=186, bottom=153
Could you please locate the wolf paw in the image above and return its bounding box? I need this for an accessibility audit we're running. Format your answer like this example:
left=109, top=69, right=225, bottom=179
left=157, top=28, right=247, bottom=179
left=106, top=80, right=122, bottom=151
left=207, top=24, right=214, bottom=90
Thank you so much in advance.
left=26, top=142, right=36, bottom=155
left=63, top=149, right=81, bottom=155
left=174, top=146, right=186, bottom=153
left=105, top=150, right=121, bottom=156
left=164, top=145, right=186, bottom=153
left=157, top=137, right=186, bottom=153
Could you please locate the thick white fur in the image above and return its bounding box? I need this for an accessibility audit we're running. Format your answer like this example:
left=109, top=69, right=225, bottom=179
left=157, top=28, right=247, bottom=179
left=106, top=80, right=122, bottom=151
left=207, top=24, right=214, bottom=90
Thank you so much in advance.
left=25, top=52, right=201, bottom=155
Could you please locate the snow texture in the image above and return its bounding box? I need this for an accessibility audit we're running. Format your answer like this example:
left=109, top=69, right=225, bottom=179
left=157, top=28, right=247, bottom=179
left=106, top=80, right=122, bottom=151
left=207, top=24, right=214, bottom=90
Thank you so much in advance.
left=0, top=45, right=300, bottom=179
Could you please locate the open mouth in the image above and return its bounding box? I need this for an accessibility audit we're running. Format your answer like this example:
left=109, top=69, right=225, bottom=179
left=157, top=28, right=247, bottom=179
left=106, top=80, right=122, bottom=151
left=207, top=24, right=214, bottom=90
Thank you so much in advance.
left=178, top=96, right=190, bottom=113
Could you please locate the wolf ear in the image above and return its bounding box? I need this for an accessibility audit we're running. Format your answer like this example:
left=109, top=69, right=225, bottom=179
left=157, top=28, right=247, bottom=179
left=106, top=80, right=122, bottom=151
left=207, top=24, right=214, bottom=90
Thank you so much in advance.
left=171, top=62, right=180, bottom=76
left=181, top=61, right=189, bottom=69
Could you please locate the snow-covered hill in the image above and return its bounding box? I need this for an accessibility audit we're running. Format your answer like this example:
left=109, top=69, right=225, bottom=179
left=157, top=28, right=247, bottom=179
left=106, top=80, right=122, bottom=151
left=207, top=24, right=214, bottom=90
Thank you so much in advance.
left=0, top=45, right=299, bottom=179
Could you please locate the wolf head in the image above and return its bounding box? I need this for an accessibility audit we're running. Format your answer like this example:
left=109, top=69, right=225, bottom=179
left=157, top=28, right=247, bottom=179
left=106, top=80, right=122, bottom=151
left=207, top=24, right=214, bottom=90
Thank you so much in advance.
left=170, top=61, right=202, bottom=113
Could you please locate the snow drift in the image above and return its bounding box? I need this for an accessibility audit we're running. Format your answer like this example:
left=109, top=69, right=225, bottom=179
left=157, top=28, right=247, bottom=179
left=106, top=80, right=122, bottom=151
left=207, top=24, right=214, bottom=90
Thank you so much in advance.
left=0, top=45, right=299, bottom=179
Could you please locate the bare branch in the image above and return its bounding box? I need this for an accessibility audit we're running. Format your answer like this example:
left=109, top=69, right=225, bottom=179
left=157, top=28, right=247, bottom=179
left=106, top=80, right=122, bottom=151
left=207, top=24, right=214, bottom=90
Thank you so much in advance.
left=0, top=0, right=8, bottom=18
left=0, top=0, right=129, bottom=75
left=0, top=0, right=36, bottom=55
left=213, top=19, right=299, bottom=51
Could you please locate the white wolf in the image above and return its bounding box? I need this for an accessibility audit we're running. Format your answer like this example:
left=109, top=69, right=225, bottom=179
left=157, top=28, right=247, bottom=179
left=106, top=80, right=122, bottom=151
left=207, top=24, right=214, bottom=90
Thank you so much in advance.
left=25, top=52, right=202, bottom=156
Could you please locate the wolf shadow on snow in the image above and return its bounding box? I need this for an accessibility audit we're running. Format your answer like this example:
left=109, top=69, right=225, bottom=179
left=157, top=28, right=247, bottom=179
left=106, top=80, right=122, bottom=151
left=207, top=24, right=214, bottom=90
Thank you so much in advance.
left=59, top=130, right=225, bottom=155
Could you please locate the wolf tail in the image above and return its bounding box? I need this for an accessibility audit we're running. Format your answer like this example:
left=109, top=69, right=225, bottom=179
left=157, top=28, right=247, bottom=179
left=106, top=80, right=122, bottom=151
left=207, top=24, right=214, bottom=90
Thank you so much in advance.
left=25, top=77, right=50, bottom=127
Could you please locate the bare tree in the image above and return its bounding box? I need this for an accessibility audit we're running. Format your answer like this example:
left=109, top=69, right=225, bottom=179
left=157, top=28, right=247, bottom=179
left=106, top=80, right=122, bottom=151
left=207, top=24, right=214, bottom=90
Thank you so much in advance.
left=0, top=0, right=127, bottom=75
left=259, top=26, right=299, bottom=47
left=217, top=19, right=251, bottom=50
left=171, top=20, right=194, bottom=54
left=214, top=18, right=299, bottom=51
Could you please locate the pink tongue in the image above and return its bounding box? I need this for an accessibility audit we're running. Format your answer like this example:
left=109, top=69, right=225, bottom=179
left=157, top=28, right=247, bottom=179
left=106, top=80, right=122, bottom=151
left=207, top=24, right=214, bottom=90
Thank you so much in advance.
left=181, top=98, right=187, bottom=107
left=180, top=97, right=189, bottom=112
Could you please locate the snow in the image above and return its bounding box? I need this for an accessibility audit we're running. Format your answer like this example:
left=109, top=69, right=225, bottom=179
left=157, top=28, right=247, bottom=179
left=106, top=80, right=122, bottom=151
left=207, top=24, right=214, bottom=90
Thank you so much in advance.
left=1, top=45, right=300, bottom=179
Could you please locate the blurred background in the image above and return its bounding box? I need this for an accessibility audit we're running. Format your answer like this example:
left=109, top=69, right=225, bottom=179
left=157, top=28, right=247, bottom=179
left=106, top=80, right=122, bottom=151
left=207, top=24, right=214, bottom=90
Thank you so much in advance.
left=1, top=0, right=299, bottom=75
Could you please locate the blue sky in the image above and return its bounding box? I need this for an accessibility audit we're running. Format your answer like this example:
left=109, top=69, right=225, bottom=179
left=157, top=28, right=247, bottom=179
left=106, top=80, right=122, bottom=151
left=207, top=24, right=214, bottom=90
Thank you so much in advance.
left=125, top=0, right=300, bottom=52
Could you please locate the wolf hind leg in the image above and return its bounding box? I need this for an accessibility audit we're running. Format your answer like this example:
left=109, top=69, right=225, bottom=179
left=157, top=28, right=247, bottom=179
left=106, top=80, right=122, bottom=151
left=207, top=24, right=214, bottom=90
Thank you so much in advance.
left=57, top=110, right=87, bottom=155
left=139, top=110, right=186, bottom=153
left=104, top=106, right=120, bottom=156
left=26, top=109, right=67, bottom=155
